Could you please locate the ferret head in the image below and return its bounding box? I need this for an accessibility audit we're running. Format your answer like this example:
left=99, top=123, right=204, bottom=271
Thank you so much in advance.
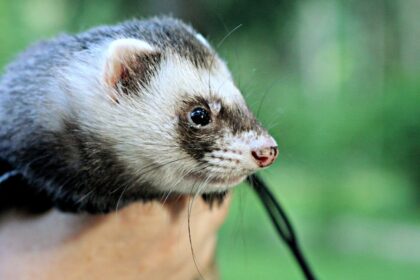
left=74, top=19, right=278, bottom=195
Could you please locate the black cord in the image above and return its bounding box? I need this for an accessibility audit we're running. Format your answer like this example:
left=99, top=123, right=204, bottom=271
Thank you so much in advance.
left=247, top=174, right=317, bottom=280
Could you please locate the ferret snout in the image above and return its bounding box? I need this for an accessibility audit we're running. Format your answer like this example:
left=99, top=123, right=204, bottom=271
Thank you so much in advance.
left=250, top=137, right=278, bottom=168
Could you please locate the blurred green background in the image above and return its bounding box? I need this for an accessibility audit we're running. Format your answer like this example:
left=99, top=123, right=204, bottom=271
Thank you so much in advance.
left=1, top=0, right=419, bottom=279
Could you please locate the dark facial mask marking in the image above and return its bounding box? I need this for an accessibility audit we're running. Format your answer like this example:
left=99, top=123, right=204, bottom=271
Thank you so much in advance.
left=177, top=96, right=265, bottom=161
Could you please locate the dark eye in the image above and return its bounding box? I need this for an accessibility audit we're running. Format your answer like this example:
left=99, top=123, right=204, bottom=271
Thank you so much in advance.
left=189, top=107, right=211, bottom=127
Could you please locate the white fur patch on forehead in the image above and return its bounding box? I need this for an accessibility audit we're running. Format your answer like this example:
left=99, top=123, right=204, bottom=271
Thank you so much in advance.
left=210, top=100, right=222, bottom=115
left=146, top=53, right=245, bottom=108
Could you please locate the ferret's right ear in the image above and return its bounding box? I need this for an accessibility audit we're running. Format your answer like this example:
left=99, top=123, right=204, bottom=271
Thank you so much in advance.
left=103, top=38, right=160, bottom=101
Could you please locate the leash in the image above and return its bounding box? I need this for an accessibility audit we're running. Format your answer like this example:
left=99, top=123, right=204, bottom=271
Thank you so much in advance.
left=247, top=174, right=317, bottom=280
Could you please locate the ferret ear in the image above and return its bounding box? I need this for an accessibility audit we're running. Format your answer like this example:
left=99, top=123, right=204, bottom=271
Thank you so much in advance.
left=103, top=38, right=161, bottom=100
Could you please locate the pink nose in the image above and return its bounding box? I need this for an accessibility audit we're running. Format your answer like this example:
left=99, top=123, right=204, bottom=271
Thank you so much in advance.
left=251, top=146, right=278, bottom=167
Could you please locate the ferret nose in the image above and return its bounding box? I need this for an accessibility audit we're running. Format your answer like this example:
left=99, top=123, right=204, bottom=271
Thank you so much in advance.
left=251, top=145, right=278, bottom=168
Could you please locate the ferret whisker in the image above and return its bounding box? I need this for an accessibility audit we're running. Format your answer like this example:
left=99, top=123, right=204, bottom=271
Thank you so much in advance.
left=126, top=156, right=190, bottom=187
left=160, top=190, right=173, bottom=206
left=174, top=161, right=210, bottom=186
left=25, top=154, right=52, bottom=173
left=115, top=181, right=131, bottom=213
left=207, top=23, right=242, bottom=98
left=187, top=174, right=211, bottom=280
left=266, top=123, right=280, bottom=131
left=124, top=142, right=211, bottom=152
left=206, top=22, right=241, bottom=99
left=256, top=81, right=276, bottom=118
left=114, top=156, right=191, bottom=212
left=136, top=156, right=191, bottom=179
left=266, top=118, right=281, bottom=131
left=75, top=189, right=95, bottom=204
left=216, top=24, right=243, bottom=49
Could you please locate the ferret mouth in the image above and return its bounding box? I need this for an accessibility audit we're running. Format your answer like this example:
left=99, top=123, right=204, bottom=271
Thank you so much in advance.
left=184, top=172, right=246, bottom=186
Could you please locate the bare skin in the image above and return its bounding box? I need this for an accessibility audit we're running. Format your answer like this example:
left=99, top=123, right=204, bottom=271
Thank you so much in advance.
left=0, top=195, right=231, bottom=280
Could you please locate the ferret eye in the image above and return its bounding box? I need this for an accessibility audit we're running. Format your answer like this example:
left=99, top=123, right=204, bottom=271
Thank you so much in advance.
left=189, top=107, right=211, bottom=127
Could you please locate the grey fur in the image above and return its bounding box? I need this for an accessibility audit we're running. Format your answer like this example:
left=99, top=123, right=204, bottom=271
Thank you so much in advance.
left=0, top=17, right=272, bottom=213
left=0, top=17, right=217, bottom=213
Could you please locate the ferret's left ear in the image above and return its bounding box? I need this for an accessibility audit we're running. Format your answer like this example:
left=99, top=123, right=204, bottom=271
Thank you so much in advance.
left=103, top=38, right=161, bottom=100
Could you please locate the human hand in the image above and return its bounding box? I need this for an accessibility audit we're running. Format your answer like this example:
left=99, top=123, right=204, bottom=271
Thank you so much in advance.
left=0, top=195, right=231, bottom=280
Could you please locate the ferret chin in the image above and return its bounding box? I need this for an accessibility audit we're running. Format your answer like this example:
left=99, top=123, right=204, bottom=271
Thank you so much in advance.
left=0, top=17, right=278, bottom=213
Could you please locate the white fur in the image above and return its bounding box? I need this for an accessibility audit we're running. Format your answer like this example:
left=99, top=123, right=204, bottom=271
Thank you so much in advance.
left=60, top=38, right=274, bottom=194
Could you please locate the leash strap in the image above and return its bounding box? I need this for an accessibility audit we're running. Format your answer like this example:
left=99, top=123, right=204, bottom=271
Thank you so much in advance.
left=247, top=174, right=317, bottom=280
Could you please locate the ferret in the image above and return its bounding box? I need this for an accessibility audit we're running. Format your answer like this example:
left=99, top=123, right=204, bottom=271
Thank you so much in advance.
left=0, top=17, right=278, bottom=213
